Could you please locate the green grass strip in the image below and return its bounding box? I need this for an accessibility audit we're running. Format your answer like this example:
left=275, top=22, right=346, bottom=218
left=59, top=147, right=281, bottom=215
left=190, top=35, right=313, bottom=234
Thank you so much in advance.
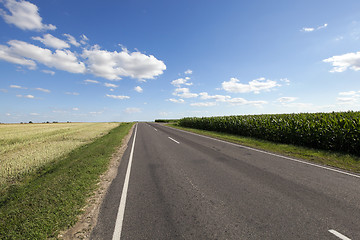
left=0, top=122, right=134, bottom=240
left=168, top=124, right=360, bottom=174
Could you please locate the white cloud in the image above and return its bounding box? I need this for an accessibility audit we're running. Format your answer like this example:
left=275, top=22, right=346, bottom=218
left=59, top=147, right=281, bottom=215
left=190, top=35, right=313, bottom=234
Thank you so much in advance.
left=35, top=87, right=50, bottom=93
left=0, top=40, right=86, bottom=73
left=80, top=34, right=89, bottom=45
left=301, top=23, right=328, bottom=32
left=280, top=78, right=290, bottom=85
left=16, top=94, right=34, bottom=99
left=225, top=97, right=247, bottom=105
left=184, top=69, right=193, bottom=74
left=42, top=69, right=55, bottom=75
left=171, top=77, right=193, bottom=87
left=89, top=111, right=102, bottom=115
left=199, top=92, right=231, bottom=102
left=134, top=86, right=143, bottom=93
left=29, top=112, right=39, bottom=116
left=117, top=43, right=127, bottom=51
left=0, top=0, right=56, bottom=31
left=82, top=45, right=166, bottom=80
left=0, top=44, right=36, bottom=69
left=124, top=107, right=141, bottom=113
left=173, top=88, right=198, bottom=98
left=159, top=111, right=171, bottom=117
left=189, top=90, right=268, bottom=107
left=72, top=107, right=79, bottom=111
left=317, top=23, right=328, bottom=30
left=339, top=91, right=359, bottom=96
left=63, top=34, right=80, bottom=47
left=32, top=34, right=70, bottom=49
left=222, top=77, right=280, bottom=94
left=280, top=102, right=319, bottom=111
left=104, top=83, right=118, bottom=88
left=65, top=92, right=79, bottom=95
left=0, top=38, right=166, bottom=82
left=10, top=84, right=26, bottom=89
left=323, top=51, right=360, bottom=73
left=337, top=97, right=356, bottom=103
left=83, top=79, right=99, bottom=84
left=52, top=110, right=67, bottom=113
left=171, top=88, right=267, bottom=107
left=277, top=97, right=297, bottom=103
left=81, top=35, right=89, bottom=41
left=337, top=90, right=360, bottom=104
left=334, top=36, right=344, bottom=41
left=168, top=98, right=185, bottom=103
left=301, top=27, right=315, bottom=32
left=190, top=102, right=216, bottom=107
left=106, top=94, right=130, bottom=100
left=226, top=97, right=267, bottom=106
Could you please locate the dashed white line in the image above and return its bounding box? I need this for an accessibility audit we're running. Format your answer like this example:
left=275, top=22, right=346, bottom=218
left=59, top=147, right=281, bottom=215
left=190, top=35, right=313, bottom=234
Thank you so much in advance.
left=160, top=124, right=360, bottom=180
left=168, top=137, right=180, bottom=144
left=154, top=128, right=158, bottom=131
left=329, top=229, right=352, bottom=240
left=112, top=124, right=138, bottom=240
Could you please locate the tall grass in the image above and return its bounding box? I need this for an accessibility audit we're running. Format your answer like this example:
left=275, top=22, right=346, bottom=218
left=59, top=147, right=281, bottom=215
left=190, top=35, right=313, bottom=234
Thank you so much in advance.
left=178, top=111, right=360, bottom=156
left=0, top=122, right=120, bottom=187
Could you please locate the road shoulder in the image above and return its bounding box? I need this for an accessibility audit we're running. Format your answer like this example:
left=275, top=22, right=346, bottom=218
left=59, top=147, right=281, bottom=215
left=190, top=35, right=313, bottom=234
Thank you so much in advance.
left=59, top=124, right=135, bottom=240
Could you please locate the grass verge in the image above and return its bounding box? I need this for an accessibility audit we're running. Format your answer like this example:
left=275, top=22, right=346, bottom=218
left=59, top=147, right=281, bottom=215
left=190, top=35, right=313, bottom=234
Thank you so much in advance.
left=168, top=124, right=360, bottom=174
left=0, top=122, right=134, bottom=239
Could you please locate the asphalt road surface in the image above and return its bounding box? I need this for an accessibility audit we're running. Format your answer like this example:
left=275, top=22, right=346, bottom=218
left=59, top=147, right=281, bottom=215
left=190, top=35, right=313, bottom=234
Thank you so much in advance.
left=91, top=122, right=360, bottom=240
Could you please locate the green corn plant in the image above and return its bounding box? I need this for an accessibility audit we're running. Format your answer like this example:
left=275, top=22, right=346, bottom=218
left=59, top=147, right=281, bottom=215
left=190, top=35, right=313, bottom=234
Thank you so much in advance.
left=178, top=111, right=360, bottom=156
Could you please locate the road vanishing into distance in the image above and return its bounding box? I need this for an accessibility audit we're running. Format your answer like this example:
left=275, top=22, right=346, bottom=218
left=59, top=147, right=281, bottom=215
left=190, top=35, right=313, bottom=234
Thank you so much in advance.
left=91, top=122, right=360, bottom=240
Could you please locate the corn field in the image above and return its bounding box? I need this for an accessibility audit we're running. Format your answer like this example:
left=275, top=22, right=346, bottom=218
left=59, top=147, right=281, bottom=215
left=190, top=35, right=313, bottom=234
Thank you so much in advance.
left=178, top=111, right=360, bottom=156
left=0, top=122, right=120, bottom=187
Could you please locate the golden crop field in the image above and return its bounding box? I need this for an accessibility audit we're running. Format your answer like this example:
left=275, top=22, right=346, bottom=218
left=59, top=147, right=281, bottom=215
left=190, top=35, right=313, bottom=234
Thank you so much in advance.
left=0, top=122, right=120, bottom=186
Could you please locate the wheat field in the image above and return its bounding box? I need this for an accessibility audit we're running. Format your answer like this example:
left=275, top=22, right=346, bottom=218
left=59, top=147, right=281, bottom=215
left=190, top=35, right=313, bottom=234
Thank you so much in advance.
left=0, top=122, right=120, bottom=186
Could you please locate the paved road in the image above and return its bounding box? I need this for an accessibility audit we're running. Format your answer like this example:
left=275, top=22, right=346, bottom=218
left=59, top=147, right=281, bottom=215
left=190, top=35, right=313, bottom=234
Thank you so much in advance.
left=91, top=122, right=360, bottom=239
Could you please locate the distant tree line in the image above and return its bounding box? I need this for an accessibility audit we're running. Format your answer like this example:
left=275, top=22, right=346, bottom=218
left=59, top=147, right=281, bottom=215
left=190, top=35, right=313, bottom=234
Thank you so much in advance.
left=18, top=121, right=72, bottom=124
left=154, top=119, right=179, bottom=123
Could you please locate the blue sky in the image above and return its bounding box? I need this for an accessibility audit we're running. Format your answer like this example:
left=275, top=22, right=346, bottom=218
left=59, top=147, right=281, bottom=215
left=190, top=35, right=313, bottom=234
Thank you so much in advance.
left=1, top=0, right=360, bottom=123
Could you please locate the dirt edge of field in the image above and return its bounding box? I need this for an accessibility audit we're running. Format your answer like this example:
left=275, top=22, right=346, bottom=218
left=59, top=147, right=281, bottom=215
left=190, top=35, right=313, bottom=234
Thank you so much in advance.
left=59, top=124, right=135, bottom=240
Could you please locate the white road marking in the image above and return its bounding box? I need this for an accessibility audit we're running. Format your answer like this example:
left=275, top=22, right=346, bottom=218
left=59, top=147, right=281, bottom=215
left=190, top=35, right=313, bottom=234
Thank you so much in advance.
left=154, top=128, right=158, bottom=131
left=329, top=229, right=352, bottom=240
left=112, top=123, right=138, bottom=240
left=168, top=137, right=180, bottom=144
left=159, top=124, right=360, bottom=179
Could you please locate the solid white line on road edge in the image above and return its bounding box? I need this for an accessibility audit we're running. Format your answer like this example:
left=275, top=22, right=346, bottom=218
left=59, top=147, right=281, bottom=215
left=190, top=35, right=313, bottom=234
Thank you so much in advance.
left=329, top=229, right=352, bottom=240
left=168, top=137, right=180, bottom=144
left=159, top=124, right=360, bottom=180
left=112, top=123, right=138, bottom=240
